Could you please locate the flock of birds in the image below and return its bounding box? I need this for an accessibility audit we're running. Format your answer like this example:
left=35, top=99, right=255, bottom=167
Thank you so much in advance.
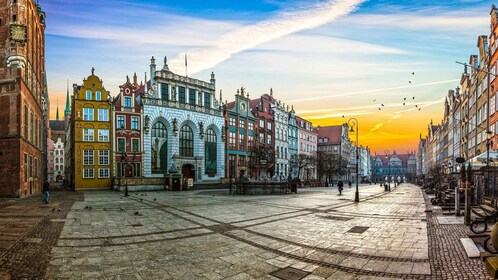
left=375, top=72, right=422, bottom=111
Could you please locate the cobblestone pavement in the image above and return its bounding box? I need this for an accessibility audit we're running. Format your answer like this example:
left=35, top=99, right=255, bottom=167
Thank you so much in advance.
left=0, top=191, right=83, bottom=280
left=0, top=184, right=493, bottom=279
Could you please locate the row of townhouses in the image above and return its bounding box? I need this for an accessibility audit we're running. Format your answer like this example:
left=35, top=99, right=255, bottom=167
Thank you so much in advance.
left=418, top=5, right=498, bottom=178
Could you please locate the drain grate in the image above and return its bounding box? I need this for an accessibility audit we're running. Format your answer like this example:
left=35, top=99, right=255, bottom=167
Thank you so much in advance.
left=347, top=226, right=369, bottom=234
left=319, top=215, right=352, bottom=221
left=270, top=267, right=310, bottom=280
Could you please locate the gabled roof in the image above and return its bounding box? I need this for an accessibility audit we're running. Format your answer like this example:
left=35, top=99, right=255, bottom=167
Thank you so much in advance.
left=315, top=125, right=342, bottom=143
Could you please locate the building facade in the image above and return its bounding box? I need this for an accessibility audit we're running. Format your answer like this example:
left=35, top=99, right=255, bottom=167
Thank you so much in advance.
left=250, top=92, right=275, bottom=179
left=373, top=151, right=417, bottom=182
left=0, top=0, right=46, bottom=197
left=142, top=57, right=225, bottom=182
left=490, top=5, right=498, bottom=150
left=66, top=70, right=112, bottom=190
left=112, top=74, right=143, bottom=179
left=53, top=137, right=64, bottom=182
left=316, top=124, right=352, bottom=182
left=288, top=108, right=298, bottom=179
left=359, top=146, right=371, bottom=182
left=224, top=88, right=256, bottom=179
left=273, top=96, right=289, bottom=179
left=296, top=116, right=317, bottom=180
left=47, top=138, right=54, bottom=182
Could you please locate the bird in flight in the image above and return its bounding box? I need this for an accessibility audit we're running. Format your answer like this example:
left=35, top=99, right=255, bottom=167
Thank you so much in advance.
left=373, top=99, right=376, bottom=101
left=412, top=97, right=415, bottom=99
left=378, top=108, right=381, bottom=110
left=403, top=97, right=407, bottom=100
left=403, top=102, right=405, bottom=106
left=412, top=72, right=415, bottom=75
left=418, top=108, right=421, bottom=111
left=415, top=105, right=418, bottom=108
left=381, top=104, right=384, bottom=107
left=342, top=115, right=345, bottom=118
left=409, top=81, right=412, bottom=84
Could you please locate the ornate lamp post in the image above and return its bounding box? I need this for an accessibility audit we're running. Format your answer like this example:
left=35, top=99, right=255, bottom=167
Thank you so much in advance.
left=348, top=118, right=359, bottom=202
left=385, top=150, right=391, bottom=191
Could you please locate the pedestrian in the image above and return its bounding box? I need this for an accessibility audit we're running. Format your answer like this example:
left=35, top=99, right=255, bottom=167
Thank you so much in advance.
left=348, top=181, right=352, bottom=188
left=42, top=180, right=50, bottom=204
left=338, top=180, right=344, bottom=195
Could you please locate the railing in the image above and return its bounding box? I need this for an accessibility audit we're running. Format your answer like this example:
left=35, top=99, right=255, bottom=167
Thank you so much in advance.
left=142, top=97, right=222, bottom=116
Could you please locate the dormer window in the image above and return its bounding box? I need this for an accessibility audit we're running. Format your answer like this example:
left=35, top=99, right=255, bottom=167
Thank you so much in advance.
left=86, top=90, right=92, bottom=100
left=124, top=97, right=132, bottom=108
left=96, top=91, right=101, bottom=101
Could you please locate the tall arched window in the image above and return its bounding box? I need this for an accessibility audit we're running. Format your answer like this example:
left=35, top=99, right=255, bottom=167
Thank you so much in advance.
left=179, top=125, right=194, bottom=157
left=151, top=121, right=168, bottom=174
left=205, top=128, right=217, bottom=175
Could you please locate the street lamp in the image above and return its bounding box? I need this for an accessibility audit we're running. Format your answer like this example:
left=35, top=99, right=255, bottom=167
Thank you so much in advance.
left=348, top=118, right=359, bottom=202
left=385, top=150, right=391, bottom=191
left=121, top=152, right=129, bottom=197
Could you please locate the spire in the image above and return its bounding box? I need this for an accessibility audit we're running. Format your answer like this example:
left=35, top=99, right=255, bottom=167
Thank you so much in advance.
left=219, top=89, right=222, bottom=102
left=64, top=80, right=71, bottom=116
left=56, top=99, right=59, bottom=120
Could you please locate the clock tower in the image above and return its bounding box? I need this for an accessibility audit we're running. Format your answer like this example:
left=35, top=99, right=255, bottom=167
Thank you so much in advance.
left=0, top=0, right=46, bottom=197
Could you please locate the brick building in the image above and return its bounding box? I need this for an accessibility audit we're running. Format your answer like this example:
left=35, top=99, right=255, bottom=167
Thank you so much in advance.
left=0, top=0, right=46, bottom=197
left=112, top=74, right=143, bottom=179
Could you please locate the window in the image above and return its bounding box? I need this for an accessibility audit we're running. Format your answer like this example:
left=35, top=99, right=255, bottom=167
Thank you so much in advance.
left=132, top=117, right=139, bottom=130
left=248, top=135, right=254, bottom=146
left=83, top=169, right=94, bottom=178
left=132, top=139, right=139, bottom=152
left=267, top=122, right=272, bottom=130
left=86, top=90, right=92, bottom=100
left=98, top=168, right=110, bottom=178
left=205, top=129, right=217, bottom=174
left=118, top=138, right=126, bottom=152
left=204, top=92, right=211, bottom=108
left=96, top=91, right=101, bottom=101
left=178, top=86, right=186, bottom=103
left=239, top=119, right=245, bottom=129
left=98, top=150, right=109, bottom=165
left=55, top=150, right=59, bottom=156
left=98, top=108, right=108, bottom=121
left=98, top=129, right=109, bottom=142
left=259, top=133, right=264, bottom=144
left=189, top=88, right=196, bottom=105
left=34, top=158, right=38, bottom=178
left=24, top=153, right=28, bottom=181
left=152, top=122, right=167, bottom=137
left=24, top=105, right=28, bottom=138
left=83, top=150, right=94, bottom=165
left=229, top=117, right=236, bottom=127
left=55, top=158, right=59, bottom=164
left=179, top=125, right=194, bottom=157
left=229, top=132, right=236, bottom=149
left=124, top=97, right=132, bottom=107
left=161, top=83, right=169, bottom=100
left=259, top=119, right=264, bottom=129
left=83, top=108, right=94, bottom=121
left=248, top=122, right=254, bottom=131
left=268, top=134, right=272, bottom=145
left=117, top=116, right=125, bottom=129
left=238, top=156, right=245, bottom=166
left=83, top=128, right=94, bottom=141
left=239, top=134, right=245, bottom=150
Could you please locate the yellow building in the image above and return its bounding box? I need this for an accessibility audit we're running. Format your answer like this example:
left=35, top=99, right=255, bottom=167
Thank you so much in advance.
left=68, top=69, right=112, bottom=190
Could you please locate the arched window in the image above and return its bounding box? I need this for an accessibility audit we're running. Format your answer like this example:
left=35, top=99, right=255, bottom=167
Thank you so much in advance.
left=205, top=128, right=217, bottom=175
left=55, top=158, right=59, bottom=164
left=55, top=150, right=59, bottom=156
left=179, top=125, right=193, bottom=157
left=151, top=121, right=168, bottom=174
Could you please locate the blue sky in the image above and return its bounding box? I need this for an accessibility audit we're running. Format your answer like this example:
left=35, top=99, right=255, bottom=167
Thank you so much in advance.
left=43, top=0, right=493, bottom=152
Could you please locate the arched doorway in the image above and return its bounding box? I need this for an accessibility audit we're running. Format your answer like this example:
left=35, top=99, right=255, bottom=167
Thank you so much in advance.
left=151, top=121, right=168, bottom=174
left=182, top=164, right=195, bottom=181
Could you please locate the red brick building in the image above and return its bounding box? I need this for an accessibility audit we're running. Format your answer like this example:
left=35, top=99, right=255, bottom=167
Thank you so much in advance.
left=249, top=90, right=276, bottom=179
left=112, top=74, right=144, bottom=178
left=0, top=0, right=46, bottom=197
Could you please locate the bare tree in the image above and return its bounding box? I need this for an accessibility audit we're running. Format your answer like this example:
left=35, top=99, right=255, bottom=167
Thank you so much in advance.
left=316, top=151, right=348, bottom=185
left=290, top=154, right=316, bottom=181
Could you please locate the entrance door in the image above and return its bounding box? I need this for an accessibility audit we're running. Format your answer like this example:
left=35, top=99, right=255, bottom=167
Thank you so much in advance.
left=182, top=164, right=195, bottom=181
left=125, top=164, right=133, bottom=178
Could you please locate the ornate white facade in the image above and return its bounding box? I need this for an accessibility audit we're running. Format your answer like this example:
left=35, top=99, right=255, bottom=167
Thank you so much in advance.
left=273, top=98, right=289, bottom=177
left=142, top=56, right=225, bottom=182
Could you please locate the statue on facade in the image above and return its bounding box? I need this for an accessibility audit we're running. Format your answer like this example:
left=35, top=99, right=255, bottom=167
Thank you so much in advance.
left=199, top=122, right=204, bottom=139
left=222, top=126, right=226, bottom=141
left=172, top=86, right=177, bottom=101
left=151, top=138, right=159, bottom=171
left=173, top=118, right=178, bottom=135
left=144, top=115, right=150, bottom=134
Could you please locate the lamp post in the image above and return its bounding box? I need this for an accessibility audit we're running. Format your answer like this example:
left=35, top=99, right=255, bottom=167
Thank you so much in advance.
left=348, top=118, right=359, bottom=202
left=121, top=152, right=129, bottom=197
left=385, top=150, right=391, bottom=191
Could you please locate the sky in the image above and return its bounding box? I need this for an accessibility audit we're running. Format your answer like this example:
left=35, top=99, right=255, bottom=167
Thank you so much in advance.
left=43, top=0, right=493, bottom=154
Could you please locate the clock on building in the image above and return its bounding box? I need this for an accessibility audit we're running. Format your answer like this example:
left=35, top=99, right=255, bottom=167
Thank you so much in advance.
left=10, top=24, right=27, bottom=43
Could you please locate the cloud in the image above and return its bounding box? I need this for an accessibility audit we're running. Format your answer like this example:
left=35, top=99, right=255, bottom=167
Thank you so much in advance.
left=303, top=111, right=373, bottom=120
left=371, top=122, right=384, bottom=132
left=169, top=0, right=366, bottom=74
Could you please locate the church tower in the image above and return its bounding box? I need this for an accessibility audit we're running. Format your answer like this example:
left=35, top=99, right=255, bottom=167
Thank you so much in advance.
left=64, top=80, right=71, bottom=124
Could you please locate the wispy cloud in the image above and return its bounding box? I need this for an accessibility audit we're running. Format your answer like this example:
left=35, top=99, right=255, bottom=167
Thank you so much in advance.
left=169, top=0, right=366, bottom=73
left=371, top=122, right=384, bottom=132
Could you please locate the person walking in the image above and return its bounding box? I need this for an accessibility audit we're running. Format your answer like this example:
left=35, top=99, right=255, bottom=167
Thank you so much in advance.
left=348, top=181, right=352, bottom=188
left=42, top=180, right=50, bottom=204
left=338, top=180, right=344, bottom=195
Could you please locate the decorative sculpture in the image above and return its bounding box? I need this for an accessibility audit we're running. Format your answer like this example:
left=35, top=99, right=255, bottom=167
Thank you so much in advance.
left=144, top=115, right=150, bottom=134
left=173, top=118, right=178, bottom=135
left=199, top=122, right=204, bottom=139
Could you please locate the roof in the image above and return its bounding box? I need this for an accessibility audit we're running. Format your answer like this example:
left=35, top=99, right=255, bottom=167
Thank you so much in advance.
left=315, top=125, right=342, bottom=143
left=49, top=120, right=65, bottom=131
left=226, top=101, right=235, bottom=111
left=295, top=116, right=312, bottom=129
